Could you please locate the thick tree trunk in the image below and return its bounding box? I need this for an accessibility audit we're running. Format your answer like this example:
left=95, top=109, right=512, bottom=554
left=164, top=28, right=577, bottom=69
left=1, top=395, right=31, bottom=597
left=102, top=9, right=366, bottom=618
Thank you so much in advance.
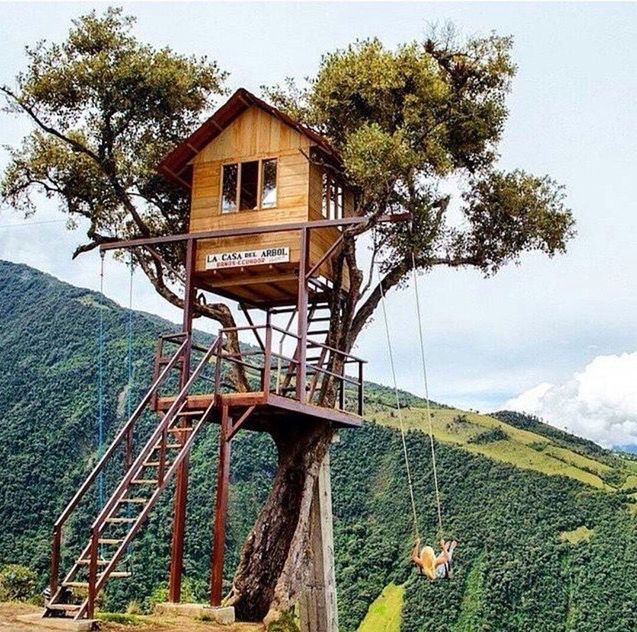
left=227, top=420, right=334, bottom=623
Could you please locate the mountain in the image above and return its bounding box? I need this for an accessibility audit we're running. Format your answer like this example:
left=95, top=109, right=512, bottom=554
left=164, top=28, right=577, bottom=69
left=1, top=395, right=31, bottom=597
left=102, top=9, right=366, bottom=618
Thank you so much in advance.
left=0, top=259, right=636, bottom=632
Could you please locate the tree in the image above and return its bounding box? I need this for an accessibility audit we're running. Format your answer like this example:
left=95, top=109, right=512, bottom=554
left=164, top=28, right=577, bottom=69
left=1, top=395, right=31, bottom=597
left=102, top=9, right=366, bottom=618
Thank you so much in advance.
left=228, top=30, right=575, bottom=624
left=1, top=12, right=575, bottom=626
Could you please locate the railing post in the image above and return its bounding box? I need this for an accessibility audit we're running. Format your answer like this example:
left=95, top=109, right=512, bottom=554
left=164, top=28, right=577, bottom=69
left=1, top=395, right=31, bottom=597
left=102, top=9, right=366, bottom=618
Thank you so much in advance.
left=87, top=527, right=99, bottom=619
left=169, top=237, right=196, bottom=603
left=210, top=405, right=231, bottom=606
left=296, top=228, right=309, bottom=403
left=339, top=379, right=345, bottom=411
left=50, top=527, right=61, bottom=596
left=263, top=324, right=272, bottom=394
left=214, top=330, right=223, bottom=397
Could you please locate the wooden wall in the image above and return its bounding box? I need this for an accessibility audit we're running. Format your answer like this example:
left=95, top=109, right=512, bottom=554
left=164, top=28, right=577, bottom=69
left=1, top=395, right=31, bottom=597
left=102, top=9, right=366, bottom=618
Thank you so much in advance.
left=189, top=106, right=312, bottom=273
left=187, top=105, right=350, bottom=292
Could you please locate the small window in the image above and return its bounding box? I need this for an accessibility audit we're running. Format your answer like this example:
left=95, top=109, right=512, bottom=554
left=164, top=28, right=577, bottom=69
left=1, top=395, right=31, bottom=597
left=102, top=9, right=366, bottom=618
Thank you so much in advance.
left=322, top=173, right=344, bottom=220
left=261, top=159, right=277, bottom=208
left=220, top=158, right=278, bottom=213
left=239, top=160, right=259, bottom=210
left=221, top=163, right=238, bottom=213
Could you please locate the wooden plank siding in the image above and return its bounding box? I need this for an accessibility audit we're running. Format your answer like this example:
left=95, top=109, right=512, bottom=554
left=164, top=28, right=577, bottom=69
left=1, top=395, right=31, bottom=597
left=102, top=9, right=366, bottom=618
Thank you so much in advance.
left=187, top=105, right=349, bottom=301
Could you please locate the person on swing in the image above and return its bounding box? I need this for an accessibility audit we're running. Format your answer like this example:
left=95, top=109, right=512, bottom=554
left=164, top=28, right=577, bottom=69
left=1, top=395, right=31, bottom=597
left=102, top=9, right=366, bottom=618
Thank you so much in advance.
left=411, top=537, right=458, bottom=580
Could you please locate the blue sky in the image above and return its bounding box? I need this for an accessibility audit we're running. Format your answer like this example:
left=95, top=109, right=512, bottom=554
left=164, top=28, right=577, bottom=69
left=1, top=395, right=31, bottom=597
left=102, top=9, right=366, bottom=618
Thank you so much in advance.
left=1, top=2, right=636, bottom=444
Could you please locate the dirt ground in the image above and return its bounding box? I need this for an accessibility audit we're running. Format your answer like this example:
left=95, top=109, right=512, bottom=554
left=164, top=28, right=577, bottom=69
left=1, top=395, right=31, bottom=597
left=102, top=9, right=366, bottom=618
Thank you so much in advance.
left=0, top=603, right=264, bottom=632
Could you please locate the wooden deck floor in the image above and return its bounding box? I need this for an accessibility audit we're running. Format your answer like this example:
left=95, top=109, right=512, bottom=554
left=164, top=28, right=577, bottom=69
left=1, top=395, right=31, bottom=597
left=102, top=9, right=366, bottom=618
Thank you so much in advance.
left=156, top=391, right=362, bottom=430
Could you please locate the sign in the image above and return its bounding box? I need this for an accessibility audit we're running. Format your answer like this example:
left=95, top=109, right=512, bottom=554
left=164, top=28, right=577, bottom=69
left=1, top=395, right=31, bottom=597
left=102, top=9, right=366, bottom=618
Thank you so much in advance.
left=205, top=246, right=290, bottom=271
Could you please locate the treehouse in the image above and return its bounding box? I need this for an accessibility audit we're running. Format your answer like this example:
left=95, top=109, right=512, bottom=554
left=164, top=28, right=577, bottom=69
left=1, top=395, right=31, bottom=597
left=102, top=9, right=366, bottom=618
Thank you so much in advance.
left=158, top=88, right=358, bottom=306
left=44, top=89, right=375, bottom=625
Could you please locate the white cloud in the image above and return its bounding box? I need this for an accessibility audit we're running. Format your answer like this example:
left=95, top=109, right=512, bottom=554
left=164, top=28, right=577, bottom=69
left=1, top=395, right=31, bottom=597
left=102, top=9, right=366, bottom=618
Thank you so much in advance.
left=505, top=352, right=637, bottom=448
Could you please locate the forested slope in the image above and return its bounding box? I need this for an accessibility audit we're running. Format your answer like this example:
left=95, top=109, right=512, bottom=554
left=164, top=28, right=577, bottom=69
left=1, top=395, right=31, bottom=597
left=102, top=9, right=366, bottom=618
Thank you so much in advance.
left=0, top=259, right=635, bottom=631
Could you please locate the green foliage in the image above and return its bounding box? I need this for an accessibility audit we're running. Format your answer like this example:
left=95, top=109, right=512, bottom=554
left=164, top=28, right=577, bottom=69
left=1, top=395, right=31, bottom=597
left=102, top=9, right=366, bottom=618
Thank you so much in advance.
left=0, top=564, right=37, bottom=602
left=96, top=611, right=146, bottom=625
left=1, top=260, right=636, bottom=632
left=468, top=426, right=508, bottom=444
left=1, top=6, right=226, bottom=291
left=267, top=28, right=574, bottom=278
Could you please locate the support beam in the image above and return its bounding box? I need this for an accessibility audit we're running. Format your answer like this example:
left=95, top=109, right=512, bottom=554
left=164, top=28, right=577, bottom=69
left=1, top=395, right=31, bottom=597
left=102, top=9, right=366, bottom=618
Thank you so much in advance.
left=210, top=405, right=232, bottom=606
left=299, top=451, right=338, bottom=632
left=168, top=238, right=196, bottom=603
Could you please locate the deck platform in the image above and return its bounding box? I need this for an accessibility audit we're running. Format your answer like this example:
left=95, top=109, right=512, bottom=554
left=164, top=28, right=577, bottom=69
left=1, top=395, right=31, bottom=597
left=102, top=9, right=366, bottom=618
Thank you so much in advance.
left=156, top=391, right=363, bottom=431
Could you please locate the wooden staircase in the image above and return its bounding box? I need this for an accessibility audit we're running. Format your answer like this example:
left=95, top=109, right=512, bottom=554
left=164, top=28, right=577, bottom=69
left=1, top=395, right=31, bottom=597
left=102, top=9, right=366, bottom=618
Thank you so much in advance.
left=45, top=336, right=220, bottom=620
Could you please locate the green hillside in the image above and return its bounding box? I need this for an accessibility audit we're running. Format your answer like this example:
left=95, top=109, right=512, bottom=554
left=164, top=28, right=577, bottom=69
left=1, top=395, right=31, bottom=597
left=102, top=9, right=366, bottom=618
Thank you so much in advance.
left=1, top=259, right=636, bottom=631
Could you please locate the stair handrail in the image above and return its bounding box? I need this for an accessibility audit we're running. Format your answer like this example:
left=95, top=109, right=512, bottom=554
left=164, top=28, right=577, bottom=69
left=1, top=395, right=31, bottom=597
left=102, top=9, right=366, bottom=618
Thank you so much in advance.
left=81, top=338, right=220, bottom=617
left=50, top=338, right=189, bottom=593
left=89, top=337, right=221, bottom=533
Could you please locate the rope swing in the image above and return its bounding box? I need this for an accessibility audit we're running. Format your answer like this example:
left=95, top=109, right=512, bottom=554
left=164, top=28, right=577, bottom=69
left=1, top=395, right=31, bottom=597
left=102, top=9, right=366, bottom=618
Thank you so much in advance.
left=377, top=254, right=444, bottom=541
left=411, top=253, right=443, bottom=536
left=379, top=273, right=420, bottom=540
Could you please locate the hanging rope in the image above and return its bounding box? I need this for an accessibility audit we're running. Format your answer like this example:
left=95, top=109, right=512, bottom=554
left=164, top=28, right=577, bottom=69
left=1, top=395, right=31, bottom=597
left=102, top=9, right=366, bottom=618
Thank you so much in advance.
left=411, top=253, right=444, bottom=536
left=97, top=252, right=106, bottom=511
left=378, top=274, right=420, bottom=540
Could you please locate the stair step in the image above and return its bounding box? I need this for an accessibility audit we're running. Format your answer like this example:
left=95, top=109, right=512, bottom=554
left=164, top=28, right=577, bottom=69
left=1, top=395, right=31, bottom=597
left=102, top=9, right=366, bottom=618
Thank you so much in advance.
left=153, top=443, right=182, bottom=450
left=106, top=571, right=132, bottom=579
left=46, top=603, right=81, bottom=612
left=118, top=498, right=146, bottom=504
left=176, top=411, right=201, bottom=416
left=63, top=582, right=89, bottom=589
left=98, top=538, right=124, bottom=545
left=77, top=559, right=110, bottom=566
left=143, top=461, right=172, bottom=468
left=106, top=517, right=137, bottom=524
left=168, top=426, right=194, bottom=434
left=131, top=479, right=158, bottom=485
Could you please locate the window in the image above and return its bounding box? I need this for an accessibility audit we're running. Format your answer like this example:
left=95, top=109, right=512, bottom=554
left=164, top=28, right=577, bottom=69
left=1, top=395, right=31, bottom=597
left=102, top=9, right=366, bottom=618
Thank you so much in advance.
left=221, top=163, right=238, bottom=212
left=321, top=173, right=344, bottom=220
left=220, top=158, right=278, bottom=213
left=261, top=159, right=277, bottom=208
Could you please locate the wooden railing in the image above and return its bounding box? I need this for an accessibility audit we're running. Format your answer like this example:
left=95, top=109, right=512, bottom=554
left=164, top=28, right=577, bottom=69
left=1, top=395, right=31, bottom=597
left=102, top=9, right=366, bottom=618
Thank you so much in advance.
left=49, top=338, right=189, bottom=597
left=215, top=324, right=365, bottom=416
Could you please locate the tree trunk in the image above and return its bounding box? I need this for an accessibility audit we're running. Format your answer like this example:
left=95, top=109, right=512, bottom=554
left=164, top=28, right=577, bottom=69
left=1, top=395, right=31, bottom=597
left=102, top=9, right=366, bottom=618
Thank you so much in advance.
left=227, top=420, right=334, bottom=623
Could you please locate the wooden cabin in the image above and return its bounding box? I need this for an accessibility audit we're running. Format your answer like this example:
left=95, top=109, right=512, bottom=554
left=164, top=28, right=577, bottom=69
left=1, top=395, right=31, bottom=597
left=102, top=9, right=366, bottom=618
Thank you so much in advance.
left=158, top=89, right=358, bottom=306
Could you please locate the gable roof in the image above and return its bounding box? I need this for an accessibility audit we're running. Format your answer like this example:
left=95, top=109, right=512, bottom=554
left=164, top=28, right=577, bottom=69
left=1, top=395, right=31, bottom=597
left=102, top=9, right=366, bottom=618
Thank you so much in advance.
left=157, top=88, right=341, bottom=189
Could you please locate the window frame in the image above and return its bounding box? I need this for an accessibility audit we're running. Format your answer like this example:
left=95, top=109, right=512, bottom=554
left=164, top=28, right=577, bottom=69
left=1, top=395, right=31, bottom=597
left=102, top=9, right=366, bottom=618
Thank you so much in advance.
left=219, top=157, right=279, bottom=214
left=321, top=172, right=345, bottom=221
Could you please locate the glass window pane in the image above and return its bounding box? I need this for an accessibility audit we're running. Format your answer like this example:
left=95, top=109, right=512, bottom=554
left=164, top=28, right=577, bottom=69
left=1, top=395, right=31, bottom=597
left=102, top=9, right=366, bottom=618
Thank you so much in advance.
left=261, top=159, right=277, bottom=208
left=329, top=182, right=338, bottom=220
left=221, top=163, right=238, bottom=212
left=240, top=160, right=259, bottom=210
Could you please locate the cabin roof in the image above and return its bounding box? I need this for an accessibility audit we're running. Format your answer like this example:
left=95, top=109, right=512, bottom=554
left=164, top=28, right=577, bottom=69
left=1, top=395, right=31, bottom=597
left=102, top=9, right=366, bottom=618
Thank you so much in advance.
left=158, top=88, right=341, bottom=189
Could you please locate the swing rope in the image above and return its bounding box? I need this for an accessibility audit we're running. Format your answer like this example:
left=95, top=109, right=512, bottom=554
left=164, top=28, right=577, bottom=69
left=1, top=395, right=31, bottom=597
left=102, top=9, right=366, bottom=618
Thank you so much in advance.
left=97, top=252, right=106, bottom=511
left=411, top=253, right=443, bottom=536
left=379, top=275, right=420, bottom=541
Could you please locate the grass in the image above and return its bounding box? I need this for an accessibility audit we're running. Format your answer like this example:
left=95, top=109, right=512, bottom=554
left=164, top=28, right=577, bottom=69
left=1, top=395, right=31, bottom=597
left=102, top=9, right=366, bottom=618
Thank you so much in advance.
left=560, top=526, right=595, bottom=544
left=374, top=407, right=619, bottom=490
left=453, top=555, right=485, bottom=632
left=96, top=612, right=149, bottom=625
left=357, top=582, right=404, bottom=632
